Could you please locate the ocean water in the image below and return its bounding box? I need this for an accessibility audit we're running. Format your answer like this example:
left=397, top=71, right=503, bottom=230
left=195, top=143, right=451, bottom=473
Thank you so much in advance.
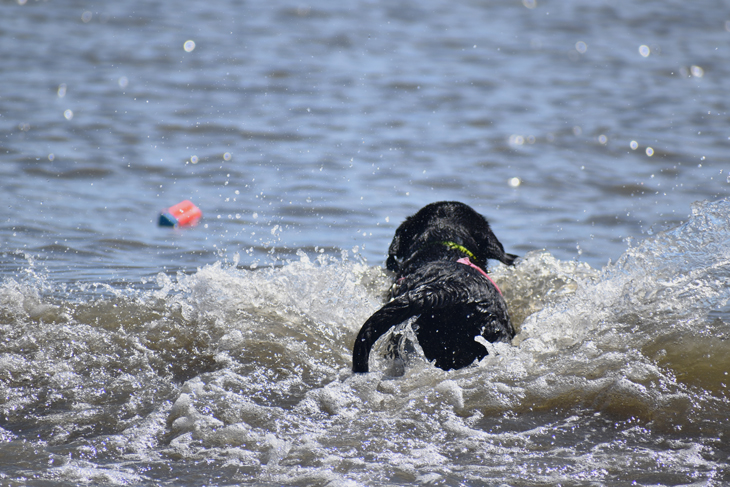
left=1, top=0, right=730, bottom=485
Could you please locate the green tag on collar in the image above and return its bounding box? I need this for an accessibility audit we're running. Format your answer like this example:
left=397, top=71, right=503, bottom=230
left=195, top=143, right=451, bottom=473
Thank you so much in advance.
left=438, top=241, right=479, bottom=262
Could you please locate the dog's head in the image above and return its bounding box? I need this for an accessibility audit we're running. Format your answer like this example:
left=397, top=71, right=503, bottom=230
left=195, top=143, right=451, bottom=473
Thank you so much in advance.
left=386, top=201, right=517, bottom=273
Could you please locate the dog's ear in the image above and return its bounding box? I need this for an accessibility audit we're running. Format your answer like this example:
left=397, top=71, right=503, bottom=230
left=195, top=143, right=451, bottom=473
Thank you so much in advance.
left=475, top=220, right=518, bottom=267
left=386, top=228, right=401, bottom=272
left=386, top=215, right=416, bottom=272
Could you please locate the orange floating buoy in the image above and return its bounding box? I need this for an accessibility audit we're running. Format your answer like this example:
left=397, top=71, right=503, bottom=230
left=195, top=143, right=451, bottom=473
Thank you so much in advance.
left=159, top=200, right=202, bottom=227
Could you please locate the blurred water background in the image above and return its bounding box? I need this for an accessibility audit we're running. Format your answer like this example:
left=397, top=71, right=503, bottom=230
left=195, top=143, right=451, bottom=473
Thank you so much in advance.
left=1, top=0, right=730, bottom=485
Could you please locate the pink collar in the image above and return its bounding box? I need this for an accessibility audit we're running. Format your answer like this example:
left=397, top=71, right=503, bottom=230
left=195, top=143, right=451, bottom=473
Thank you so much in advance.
left=457, top=257, right=503, bottom=296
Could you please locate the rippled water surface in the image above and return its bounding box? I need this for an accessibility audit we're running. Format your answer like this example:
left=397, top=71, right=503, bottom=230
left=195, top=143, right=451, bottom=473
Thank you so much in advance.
left=2, top=0, right=730, bottom=485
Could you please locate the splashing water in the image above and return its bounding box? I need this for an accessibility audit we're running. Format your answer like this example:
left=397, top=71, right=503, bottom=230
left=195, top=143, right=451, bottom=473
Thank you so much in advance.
left=2, top=200, right=730, bottom=484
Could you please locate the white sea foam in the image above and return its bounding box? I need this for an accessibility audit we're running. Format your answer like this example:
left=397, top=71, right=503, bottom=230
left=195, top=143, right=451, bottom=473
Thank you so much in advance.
left=1, top=200, right=730, bottom=484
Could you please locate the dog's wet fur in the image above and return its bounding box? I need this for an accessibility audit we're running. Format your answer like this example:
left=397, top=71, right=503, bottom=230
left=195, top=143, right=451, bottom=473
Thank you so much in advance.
left=352, top=201, right=517, bottom=373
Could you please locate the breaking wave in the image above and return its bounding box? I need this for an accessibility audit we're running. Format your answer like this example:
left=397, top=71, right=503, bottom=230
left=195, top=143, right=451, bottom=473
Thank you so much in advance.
left=2, top=199, right=730, bottom=484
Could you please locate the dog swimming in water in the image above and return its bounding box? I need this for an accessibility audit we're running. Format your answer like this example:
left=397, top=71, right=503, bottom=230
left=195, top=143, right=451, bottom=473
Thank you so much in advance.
left=352, top=201, right=517, bottom=373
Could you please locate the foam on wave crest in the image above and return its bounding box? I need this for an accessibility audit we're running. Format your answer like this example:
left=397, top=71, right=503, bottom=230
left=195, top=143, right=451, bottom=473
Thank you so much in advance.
left=2, top=199, right=730, bottom=484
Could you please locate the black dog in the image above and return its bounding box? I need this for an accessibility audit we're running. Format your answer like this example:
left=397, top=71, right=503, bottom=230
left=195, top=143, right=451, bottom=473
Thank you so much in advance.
left=352, top=201, right=517, bottom=373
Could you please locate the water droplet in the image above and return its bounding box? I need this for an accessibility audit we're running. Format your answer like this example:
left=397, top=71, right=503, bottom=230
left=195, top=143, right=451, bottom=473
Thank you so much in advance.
left=63, top=109, right=73, bottom=120
left=508, top=177, right=521, bottom=188
left=508, top=134, right=525, bottom=146
left=57, top=83, right=67, bottom=98
left=639, top=45, right=650, bottom=57
left=630, top=140, right=639, bottom=150
left=646, top=147, right=654, bottom=157
left=575, top=41, right=587, bottom=54
left=118, top=76, right=129, bottom=89
left=48, top=153, right=55, bottom=162
left=190, top=155, right=198, bottom=164
left=184, top=40, right=196, bottom=52
left=522, top=0, right=537, bottom=8
left=598, top=134, right=608, bottom=145
left=223, top=152, right=232, bottom=161
left=690, top=65, right=704, bottom=78
left=81, top=11, right=92, bottom=23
